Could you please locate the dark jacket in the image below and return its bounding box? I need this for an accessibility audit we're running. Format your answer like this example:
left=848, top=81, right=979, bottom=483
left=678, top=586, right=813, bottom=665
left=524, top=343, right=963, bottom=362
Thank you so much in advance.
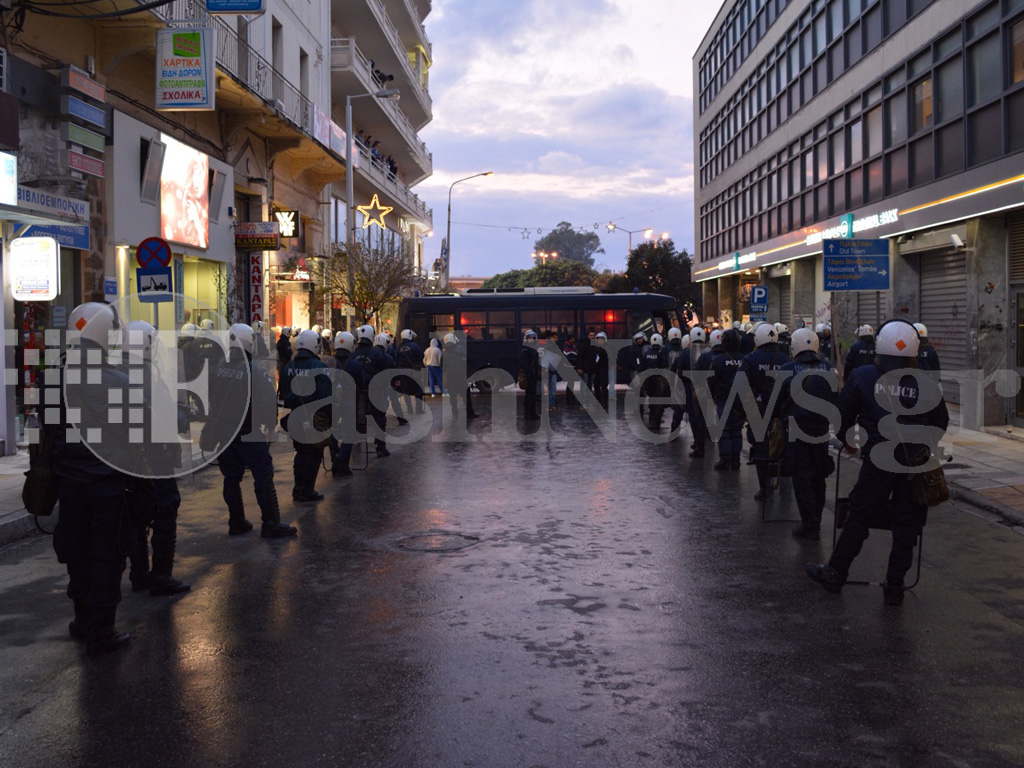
left=917, top=340, right=940, bottom=372
left=843, top=338, right=875, bottom=380
left=282, top=349, right=331, bottom=409
left=776, top=351, right=837, bottom=439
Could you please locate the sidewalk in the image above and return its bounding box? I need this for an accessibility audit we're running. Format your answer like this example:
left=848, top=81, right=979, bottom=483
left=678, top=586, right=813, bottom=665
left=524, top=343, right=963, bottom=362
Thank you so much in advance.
left=2, top=404, right=1024, bottom=547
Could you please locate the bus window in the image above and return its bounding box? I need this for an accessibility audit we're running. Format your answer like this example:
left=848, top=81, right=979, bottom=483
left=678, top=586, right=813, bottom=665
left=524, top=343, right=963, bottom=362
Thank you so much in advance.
left=430, top=314, right=454, bottom=336
left=488, top=310, right=516, bottom=340
left=583, top=309, right=627, bottom=338
left=628, top=310, right=654, bottom=337
left=408, top=311, right=429, bottom=341
left=522, top=309, right=576, bottom=339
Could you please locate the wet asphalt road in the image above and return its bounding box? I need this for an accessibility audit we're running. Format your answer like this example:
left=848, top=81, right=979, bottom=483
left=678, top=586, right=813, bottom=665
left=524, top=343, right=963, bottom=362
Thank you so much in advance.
left=1, top=391, right=1024, bottom=768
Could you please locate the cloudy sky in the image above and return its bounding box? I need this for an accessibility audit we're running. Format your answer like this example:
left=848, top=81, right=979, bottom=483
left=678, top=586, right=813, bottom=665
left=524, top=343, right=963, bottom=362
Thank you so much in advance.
left=415, top=0, right=723, bottom=278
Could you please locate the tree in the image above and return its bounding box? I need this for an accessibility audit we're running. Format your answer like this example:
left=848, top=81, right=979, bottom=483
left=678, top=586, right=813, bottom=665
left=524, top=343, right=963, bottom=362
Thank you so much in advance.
left=481, top=259, right=599, bottom=289
left=301, top=243, right=423, bottom=325
left=532, top=221, right=604, bottom=268
left=623, top=239, right=702, bottom=308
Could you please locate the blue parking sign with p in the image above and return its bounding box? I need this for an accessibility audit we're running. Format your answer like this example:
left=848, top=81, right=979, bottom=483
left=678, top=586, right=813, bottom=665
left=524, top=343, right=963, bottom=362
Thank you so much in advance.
left=750, top=285, right=769, bottom=320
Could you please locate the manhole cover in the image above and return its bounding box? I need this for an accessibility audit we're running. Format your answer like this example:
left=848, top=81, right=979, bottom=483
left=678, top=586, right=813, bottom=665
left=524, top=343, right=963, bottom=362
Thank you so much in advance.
left=395, top=533, right=480, bottom=552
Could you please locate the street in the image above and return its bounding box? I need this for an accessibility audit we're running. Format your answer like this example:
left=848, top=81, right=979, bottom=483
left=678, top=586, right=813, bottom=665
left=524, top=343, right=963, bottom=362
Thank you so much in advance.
left=1, top=393, right=1023, bottom=768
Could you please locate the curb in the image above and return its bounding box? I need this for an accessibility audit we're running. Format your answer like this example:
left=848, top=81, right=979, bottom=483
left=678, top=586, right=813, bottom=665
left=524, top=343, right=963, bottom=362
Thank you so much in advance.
left=948, top=483, right=1024, bottom=527
left=0, top=511, right=39, bottom=548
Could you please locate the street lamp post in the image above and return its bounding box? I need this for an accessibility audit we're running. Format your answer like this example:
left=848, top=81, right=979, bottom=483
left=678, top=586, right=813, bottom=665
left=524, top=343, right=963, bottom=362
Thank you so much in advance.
left=445, top=171, right=493, bottom=290
left=605, top=222, right=669, bottom=255
left=345, top=87, right=399, bottom=329
left=531, top=250, right=558, bottom=266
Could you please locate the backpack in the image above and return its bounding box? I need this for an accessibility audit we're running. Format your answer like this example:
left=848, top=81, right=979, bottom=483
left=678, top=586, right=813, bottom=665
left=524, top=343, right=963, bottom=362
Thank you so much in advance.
left=398, top=342, right=421, bottom=370
left=348, top=348, right=377, bottom=390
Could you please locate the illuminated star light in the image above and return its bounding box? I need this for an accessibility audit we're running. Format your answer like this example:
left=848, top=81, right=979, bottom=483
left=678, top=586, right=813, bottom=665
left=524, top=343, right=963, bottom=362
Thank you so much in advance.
left=357, top=194, right=393, bottom=230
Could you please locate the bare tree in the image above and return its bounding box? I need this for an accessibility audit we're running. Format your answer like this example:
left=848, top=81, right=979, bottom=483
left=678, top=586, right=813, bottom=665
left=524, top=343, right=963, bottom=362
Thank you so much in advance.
left=301, top=242, right=423, bottom=326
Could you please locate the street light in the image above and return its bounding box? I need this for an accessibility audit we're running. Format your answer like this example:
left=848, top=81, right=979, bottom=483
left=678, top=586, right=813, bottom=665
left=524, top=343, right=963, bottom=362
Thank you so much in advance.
left=445, top=171, right=493, bottom=290
left=345, top=87, right=400, bottom=328
left=605, top=222, right=669, bottom=255
left=532, top=250, right=558, bottom=266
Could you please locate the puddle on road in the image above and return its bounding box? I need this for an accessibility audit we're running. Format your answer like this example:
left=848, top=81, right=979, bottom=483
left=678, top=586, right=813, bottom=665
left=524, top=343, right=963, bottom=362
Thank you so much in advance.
left=394, top=532, right=481, bottom=552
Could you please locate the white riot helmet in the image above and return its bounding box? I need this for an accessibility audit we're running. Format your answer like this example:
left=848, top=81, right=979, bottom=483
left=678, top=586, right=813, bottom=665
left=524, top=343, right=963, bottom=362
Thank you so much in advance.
left=667, top=327, right=683, bottom=342
left=743, top=322, right=753, bottom=333
left=732, top=321, right=742, bottom=330
left=650, top=333, right=664, bottom=347
left=709, top=329, right=724, bottom=347
left=200, top=319, right=215, bottom=333
left=321, top=328, right=332, bottom=341
left=281, top=325, right=292, bottom=337
left=252, top=320, right=266, bottom=333
left=774, top=322, right=788, bottom=335
left=856, top=324, right=874, bottom=338
left=814, top=323, right=825, bottom=334
left=229, top=323, right=256, bottom=355
left=754, top=323, right=778, bottom=347
left=790, top=327, right=819, bottom=354
left=443, top=332, right=458, bottom=345
left=875, top=320, right=919, bottom=357
left=355, top=324, right=375, bottom=341
left=68, top=302, right=122, bottom=352
left=334, top=331, right=355, bottom=352
left=401, top=329, right=417, bottom=341
left=311, top=325, right=322, bottom=335
left=595, top=332, right=607, bottom=344
left=689, top=327, right=706, bottom=344
left=296, top=329, right=320, bottom=353
left=374, top=332, right=388, bottom=347
left=124, top=320, right=157, bottom=360
left=633, top=331, right=647, bottom=342
left=913, top=322, right=928, bottom=338
left=523, top=329, right=537, bottom=341
left=180, top=322, right=198, bottom=338
left=291, top=327, right=301, bottom=337
left=682, top=335, right=692, bottom=350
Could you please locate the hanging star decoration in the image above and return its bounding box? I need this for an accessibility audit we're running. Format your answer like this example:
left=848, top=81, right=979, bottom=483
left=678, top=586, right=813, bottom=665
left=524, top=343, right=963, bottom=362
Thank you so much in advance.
left=357, top=194, right=393, bottom=229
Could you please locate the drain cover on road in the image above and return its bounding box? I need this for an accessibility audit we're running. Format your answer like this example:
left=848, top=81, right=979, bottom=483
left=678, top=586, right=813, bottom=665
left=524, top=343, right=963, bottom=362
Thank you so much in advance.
left=395, top=532, right=480, bottom=552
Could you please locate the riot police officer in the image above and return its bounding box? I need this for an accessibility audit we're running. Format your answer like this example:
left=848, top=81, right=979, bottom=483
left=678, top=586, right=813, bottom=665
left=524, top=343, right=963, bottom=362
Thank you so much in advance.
left=44, top=303, right=135, bottom=655
left=913, top=323, right=940, bottom=372
left=677, top=327, right=708, bottom=456
left=691, top=328, right=722, bottom=458
left=282, top=328, right=332, bottom=502
left=123, top=321, right=190, bottom=597
left=661, top=327, right=687, bottom=432
left=325, top=331, right=356, bottom=476
left=640, top=332, right=668, bottom=428
left=843, top=324, right=875, bottom=380
left=807, top=319, right=949, bottom=605
left=397, top=328, right=426, bottom=414
left=587, top=332, right=611, bottom=408
left=709, top=329, right=744, bottom=470
left=520, top=329, right=542, bottom=420
left=740, top=322, right=790, bottom=499
left=775, top=328, right=837, bottom=539
left=347, top=324, right=392, bottom=457
left=442, top=332, right=478, bottom=420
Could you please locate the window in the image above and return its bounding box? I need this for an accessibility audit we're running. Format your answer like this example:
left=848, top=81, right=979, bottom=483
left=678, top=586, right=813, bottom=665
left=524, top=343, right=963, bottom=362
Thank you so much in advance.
left=912, top=78, right=934, bottom=133
left=866, top=158, right=884, bottom=202
left=936, top=29, right=961, bottom=61
left=521, top=309, right=574, bottom=338
left=886, top=91, right=908, bottom=146
left=848, top=119, right=863, bottom=166
left=1013, top=20, right=1024, bottom=85
left=430, top=314, right=455, bottom=334
left=865, top=4, right=882, bottom=51
left=848, top=166, right=864, bottom=209
left=583, top=309, right=627, bottom=338
left=968, top=102, right=1002, bottom=165
left=804, top=150, right=815, bottom=188
left=488, top=311, right=517, bottom=340
left=866, top=106, right=883, bottom=156
left=816, top=141, right=828, bottom=181
left=458, top=310, right=487, bottom=341
left=967, top=2, right=1000, bottom=40
left=831, top=131, right=846, bottom=174
left=937, top=119, right=965, bottom=174
left=968, top=33, right=1001, bottom=106
left=887, top=147, right=909, bottom=194
left=910, top=135, right=933, bottom=186
left=935, top=57, right=963, bottom=122
left=886, top=0, right=908, bottom=34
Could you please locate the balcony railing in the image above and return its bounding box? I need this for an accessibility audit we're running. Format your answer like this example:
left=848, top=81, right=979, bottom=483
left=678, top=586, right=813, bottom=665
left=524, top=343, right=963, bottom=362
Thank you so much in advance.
left=355, top=141, right=431, bottom=223
left=330, top=38, right=432, bottom=171
left=366, top=0, right=432, bottom=113
left=144, top=0, right=313, bottom=133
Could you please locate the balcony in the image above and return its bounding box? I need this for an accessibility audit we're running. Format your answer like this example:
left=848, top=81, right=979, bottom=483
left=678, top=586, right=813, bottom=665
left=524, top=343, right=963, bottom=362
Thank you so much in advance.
left=330, top=0, right=432, bottom=129
left=354, top=140, right=432, bottom=224
left=330, top=38, right=433, bottom=184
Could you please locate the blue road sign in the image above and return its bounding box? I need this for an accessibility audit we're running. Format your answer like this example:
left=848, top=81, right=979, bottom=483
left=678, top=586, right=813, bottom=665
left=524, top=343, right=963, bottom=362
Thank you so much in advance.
left=749, top=284, right=769, bottom=321
left=823, top=239, right=891, bottom=291
left=136, top=237, right=172, bottom=268
left=207, top=0, right=266, bottom=12
left=136, top=267, right=173, bottom=303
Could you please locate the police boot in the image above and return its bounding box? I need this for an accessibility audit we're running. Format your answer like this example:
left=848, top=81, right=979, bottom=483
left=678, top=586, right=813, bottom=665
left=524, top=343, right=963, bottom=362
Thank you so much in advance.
left=69, top=601, right=89, bottom=642
left=224, top=480, right=253, bottom=535
left=293, top=457, right=324, bottom=502
left=882, top=580, right=905, bottom=606
left=805, top=563, right=845, bottom=594
left=149, top=556, right=191, bottom=596
left=86, top=610, right=130, bottom=657
left=255, top=482, right=297, bottom=538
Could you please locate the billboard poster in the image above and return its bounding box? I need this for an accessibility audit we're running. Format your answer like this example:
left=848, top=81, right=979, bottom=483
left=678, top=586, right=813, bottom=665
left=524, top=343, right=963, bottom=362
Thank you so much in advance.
left=160, top=133, right=209, bottom=249
left=10, top=237, right=59, bottom=301
left=156, top=28, right=216, bottom=111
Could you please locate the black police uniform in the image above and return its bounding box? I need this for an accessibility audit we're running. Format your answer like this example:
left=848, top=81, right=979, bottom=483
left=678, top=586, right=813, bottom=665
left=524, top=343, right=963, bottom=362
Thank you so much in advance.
left=671, top=343, right=698, bottom=438
left=810, top=355, right=949, bottom=602
left=640, top=342, right=668, bottom=427
left=397, top=337, right=426, bottom=413
left=690, top=340, right=720, bottom=457
left=519, top=341, right=542, bottom=419
left=282, top=346, right=333, bottom=502
left=276, top=332, right=292, bottom=398
left=739, top=330, right=756, bottom=355
left=215, top=347, right=295, bottom=535
left=43, top=339, right=136, bottom=655
left=582, top=341, right=610, bottom=407
left=326, top=346, right=355, bottom=475
left=660, top=338, right=686, bottom=431
left=346, top=339, right=393, bottom=455
left=843, top=336, right=875, bottom=380
left=775, top=350, right=837, bottom=537
left=616, top=338, right=644, bottom=385
left=739, top=342, right=790, bottom=493
left=442, top=339, right=477, bottom=420
left=709, top=331, right=745, bottom=469
left=917, top=339, right=940, bottom=372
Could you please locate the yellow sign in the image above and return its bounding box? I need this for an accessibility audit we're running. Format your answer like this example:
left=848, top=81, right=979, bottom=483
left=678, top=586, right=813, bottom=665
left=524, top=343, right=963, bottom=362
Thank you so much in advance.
left=357, top=194, right=393, bottom=230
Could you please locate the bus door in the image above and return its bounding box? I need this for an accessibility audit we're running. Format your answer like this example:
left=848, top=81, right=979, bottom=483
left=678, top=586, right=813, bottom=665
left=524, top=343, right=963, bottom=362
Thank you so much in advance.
left=406, top=311, right=429, bottom=342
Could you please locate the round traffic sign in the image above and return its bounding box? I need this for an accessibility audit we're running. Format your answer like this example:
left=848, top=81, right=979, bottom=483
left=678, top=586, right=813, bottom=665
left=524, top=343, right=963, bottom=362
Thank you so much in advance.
left=136, top=236, right=172, bottom=268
